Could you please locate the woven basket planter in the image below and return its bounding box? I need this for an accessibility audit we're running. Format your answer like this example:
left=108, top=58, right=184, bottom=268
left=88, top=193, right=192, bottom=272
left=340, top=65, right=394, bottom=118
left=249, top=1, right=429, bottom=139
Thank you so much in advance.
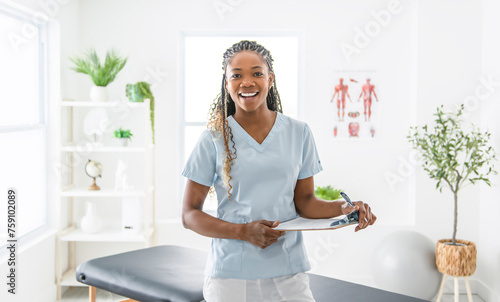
left=436, top=239, right=476, bottom=276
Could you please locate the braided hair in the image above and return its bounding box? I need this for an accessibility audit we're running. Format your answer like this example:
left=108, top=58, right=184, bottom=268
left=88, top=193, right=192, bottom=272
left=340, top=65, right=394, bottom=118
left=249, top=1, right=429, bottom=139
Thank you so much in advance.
left=208, top=40, right=283, bottom=200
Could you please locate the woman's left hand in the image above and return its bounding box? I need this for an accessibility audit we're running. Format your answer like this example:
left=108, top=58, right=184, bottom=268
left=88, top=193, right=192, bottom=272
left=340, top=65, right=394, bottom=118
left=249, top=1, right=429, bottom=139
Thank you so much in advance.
left=341, top=201, right=377, bottom=232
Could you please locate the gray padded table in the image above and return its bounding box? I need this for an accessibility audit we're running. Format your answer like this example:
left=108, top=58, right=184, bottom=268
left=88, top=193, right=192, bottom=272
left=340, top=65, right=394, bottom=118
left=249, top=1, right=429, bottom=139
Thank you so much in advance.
left=76, top=245, right=429, bottom=302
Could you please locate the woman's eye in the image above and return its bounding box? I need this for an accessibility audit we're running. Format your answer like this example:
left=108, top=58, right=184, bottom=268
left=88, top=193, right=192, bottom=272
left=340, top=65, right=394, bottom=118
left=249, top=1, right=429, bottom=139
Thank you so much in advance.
left=231, top=74, right=241, bottom=78
left=254, top=72, right=263, bottom=76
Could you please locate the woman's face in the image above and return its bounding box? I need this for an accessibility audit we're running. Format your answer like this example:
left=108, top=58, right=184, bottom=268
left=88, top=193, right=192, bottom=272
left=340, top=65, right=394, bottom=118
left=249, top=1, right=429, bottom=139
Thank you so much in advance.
left=225, top=50, right=274, bottom=115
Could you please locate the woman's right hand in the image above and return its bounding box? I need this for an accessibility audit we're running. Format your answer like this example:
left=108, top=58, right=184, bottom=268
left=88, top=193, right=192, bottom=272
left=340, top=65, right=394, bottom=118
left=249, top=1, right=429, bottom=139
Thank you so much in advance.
left=240, top=220, right=286, bottom=249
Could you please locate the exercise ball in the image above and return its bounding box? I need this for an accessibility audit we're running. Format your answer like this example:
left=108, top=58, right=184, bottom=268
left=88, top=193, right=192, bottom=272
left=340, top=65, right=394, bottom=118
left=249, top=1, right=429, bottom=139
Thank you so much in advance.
left=371, top=231, right=441, bottom=300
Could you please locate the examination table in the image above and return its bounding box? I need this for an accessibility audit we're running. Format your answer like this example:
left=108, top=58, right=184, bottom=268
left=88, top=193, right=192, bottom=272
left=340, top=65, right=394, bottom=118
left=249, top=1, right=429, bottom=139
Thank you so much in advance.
left=75, top=245, right=430, bottom=302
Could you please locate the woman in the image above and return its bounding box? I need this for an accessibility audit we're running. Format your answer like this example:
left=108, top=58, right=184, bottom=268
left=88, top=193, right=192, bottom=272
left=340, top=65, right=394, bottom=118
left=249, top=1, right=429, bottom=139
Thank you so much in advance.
left=182, top=40, right=376, bottom=301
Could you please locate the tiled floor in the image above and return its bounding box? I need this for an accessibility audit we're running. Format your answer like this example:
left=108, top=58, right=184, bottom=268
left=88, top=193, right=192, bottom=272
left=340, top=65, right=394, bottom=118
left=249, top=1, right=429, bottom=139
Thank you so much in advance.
left=59, top=287, right=487, bottom=302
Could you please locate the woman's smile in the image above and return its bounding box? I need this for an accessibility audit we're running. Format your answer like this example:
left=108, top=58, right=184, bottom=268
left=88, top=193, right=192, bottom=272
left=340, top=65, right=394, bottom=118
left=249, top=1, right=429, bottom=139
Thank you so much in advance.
left=239, top=91, right=259, bottom=101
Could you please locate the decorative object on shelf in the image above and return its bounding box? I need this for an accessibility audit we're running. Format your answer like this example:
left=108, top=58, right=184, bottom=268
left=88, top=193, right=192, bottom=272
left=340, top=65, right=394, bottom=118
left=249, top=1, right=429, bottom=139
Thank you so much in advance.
left=314, top=185, right=342, bottom=200
left=69, top=48, right=128, bottom=102
left=83, top=108, right=109, bottom=146
left=408, top=104, right=497, bottom=301
left=114, top=159, right=131, bottom=191
left=80, top=200, right=103, bottom=234
left=126, top=81, right=155, bottom=144
left=371, top=231, right=441, bottom=300
left=122, top=197, right=142, bottom=235
left=89, top=86, right=108, bottom=102
left=114, top=127, right=133, bottom=146
left=85, top=159, right=103, bottom=191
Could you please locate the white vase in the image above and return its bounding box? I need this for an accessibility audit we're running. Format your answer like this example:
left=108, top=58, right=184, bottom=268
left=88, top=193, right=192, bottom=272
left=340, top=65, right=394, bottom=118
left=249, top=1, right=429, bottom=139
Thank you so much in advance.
left=90, top=86, right=108, bottom=102
left=80, top=201, right=103, bottom=234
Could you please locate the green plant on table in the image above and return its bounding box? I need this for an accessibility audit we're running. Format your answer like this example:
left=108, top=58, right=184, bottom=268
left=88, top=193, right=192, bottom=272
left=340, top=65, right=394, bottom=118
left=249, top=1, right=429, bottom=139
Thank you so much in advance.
left=126, top=81, right=155, bottom=144
left=70, top=48, right=128, bottom=86
left=114, top=128, right=133, bottom=141
left=408, top=104, right=496, bottom=245
left=314, top=185, right=342, bottom=201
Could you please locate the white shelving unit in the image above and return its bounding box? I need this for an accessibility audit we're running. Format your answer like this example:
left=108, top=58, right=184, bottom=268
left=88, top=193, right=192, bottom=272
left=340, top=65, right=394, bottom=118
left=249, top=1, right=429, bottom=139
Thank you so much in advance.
left=55, top=99, right=156, bottom=299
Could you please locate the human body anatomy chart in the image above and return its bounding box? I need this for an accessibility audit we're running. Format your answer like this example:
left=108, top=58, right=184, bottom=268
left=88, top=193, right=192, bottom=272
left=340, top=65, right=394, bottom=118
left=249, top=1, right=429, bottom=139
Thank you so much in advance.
left=330, top=71, right=381, bottom=139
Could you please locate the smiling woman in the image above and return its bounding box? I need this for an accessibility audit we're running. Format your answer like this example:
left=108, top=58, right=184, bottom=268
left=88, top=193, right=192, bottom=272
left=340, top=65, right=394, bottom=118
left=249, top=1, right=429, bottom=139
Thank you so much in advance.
left=181, top=34, right=300, bottom=213
left=181, top=39, right=376, bottom=302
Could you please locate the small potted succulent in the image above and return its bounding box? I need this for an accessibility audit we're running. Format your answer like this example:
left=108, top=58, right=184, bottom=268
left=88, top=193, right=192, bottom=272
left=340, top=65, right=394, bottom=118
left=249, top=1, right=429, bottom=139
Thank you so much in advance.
left=126, top=81, right=155, bottom=144
left=114, top=128, right=133, bottom=147
left=70, top=48, right=128, bottom=102
left=408, top=104, right=496, bottom=278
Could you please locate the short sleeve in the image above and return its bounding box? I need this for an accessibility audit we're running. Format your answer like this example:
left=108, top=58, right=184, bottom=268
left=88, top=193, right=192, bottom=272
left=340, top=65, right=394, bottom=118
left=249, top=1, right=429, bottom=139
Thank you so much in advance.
left=298, top=124, right=323, bottom=179
left=182, top=130, right=217, bottom=187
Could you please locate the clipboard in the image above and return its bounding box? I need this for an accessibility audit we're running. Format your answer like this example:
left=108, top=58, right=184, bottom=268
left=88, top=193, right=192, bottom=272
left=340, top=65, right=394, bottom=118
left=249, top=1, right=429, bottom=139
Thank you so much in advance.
left=274, top=210, right=359, bottom=231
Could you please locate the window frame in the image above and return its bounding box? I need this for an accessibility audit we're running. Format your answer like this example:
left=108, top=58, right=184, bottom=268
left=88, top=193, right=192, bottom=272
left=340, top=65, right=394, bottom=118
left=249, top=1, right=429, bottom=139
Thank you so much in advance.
left=0, top=2, right=49, bottom=250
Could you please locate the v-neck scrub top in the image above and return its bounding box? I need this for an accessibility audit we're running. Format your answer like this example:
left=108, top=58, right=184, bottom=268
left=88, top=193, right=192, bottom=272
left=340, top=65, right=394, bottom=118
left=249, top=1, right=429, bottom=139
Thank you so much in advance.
left=182, top=112, right=323, bottom=280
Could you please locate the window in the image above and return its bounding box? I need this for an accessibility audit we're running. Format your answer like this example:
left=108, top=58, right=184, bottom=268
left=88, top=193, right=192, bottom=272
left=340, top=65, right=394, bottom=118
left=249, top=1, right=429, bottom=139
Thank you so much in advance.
left=180, top=33, right=300, bottom=213
left=0, top=4, right=48, bottom=242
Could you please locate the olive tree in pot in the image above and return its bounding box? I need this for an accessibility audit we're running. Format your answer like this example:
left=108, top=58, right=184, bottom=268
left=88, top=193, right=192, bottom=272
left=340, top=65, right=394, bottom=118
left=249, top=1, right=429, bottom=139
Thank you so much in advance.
left=408, top=104, right=496, bottom=279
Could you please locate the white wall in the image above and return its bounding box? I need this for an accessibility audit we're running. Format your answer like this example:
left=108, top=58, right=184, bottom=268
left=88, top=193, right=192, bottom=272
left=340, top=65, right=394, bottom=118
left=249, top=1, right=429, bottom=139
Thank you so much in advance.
left=479, top=0, right=500, bottom=300
left=6, top=0, right=499, bottom=301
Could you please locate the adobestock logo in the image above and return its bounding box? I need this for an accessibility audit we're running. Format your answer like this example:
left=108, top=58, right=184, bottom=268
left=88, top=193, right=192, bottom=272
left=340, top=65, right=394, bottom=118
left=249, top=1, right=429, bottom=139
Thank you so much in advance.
left=308, top=235, right=340, bottom=271
left=7, top=0, right=73, bottom=53
left=384, top=150, right=421, bottom=193
left=452, top=73, right=500, bottom=119
left=213, top=0, right=244, bottom=21
left=340, top=0, right=403, bottom=62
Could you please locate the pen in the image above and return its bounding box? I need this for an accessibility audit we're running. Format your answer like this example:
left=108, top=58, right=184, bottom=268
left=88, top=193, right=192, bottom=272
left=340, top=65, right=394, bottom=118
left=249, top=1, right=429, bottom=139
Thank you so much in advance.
left=340, top=191, right=360, bottom=224
left=340, top=192, right=355, bottom=207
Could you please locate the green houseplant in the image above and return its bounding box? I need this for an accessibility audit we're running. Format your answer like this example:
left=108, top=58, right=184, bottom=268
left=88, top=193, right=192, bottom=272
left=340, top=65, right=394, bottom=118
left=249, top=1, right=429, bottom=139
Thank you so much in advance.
left=114, top=128, right=133, bottom=146
left=70, top=48, right=128, bottom=102
left=408, top=104, right=496, bottom=277
left=314, top=185, right=342, bottom=200
left=126, top=82, right=155, bottom=144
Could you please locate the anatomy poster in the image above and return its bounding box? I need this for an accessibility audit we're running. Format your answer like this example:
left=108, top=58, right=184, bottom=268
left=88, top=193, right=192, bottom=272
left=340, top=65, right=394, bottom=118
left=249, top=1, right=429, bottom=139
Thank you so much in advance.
left=329, top=70, right=381, bottom=140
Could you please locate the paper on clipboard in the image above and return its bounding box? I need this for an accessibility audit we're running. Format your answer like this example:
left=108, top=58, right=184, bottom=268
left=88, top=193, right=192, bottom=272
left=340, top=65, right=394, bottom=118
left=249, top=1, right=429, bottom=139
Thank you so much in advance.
left=274, top=211, right=359, bottom=231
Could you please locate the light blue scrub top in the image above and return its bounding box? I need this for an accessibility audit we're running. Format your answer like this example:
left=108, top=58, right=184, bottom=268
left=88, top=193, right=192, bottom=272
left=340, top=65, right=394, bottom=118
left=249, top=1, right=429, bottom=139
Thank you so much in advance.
left=182, top=112, right=323, bottom=280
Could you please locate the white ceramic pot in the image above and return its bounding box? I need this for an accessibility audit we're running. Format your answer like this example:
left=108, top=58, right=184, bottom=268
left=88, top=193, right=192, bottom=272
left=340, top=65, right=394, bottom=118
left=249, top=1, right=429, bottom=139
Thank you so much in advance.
left=90, top=86, right=108, bottom=102
left=80, top=201, right=103, bottom=234
left=119, top=137, right=129, bottom=147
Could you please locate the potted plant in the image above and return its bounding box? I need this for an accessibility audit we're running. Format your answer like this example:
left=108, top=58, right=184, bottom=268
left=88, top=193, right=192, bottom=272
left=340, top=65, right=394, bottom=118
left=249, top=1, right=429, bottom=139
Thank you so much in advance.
left=114, top=127, right=133, bottom=147
left=126, top=81, right=155, bottom=144
left=408, top=104, right=496, bottom=277
left=70, top=48, right=128, bottom=102
left=315, top=185, right=342, bottom=201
